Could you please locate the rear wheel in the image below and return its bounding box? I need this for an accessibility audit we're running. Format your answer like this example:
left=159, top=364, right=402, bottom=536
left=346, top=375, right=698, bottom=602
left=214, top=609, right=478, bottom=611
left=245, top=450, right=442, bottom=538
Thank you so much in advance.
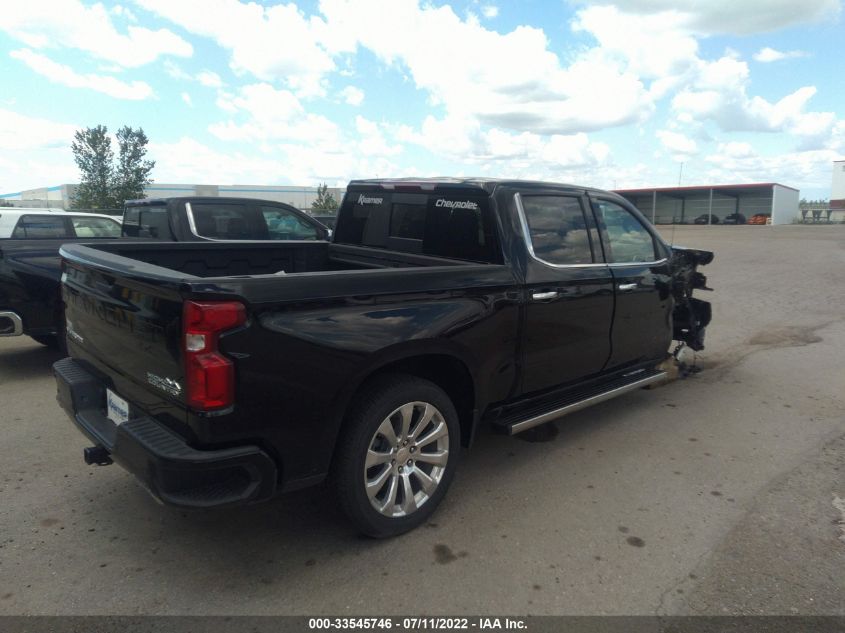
left=332, top=374, right=460, bottom=537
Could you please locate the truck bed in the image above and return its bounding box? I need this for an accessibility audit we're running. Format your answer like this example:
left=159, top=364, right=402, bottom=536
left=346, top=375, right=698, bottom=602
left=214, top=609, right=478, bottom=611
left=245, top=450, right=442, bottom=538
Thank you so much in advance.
left=67, top=241, right=480, bottom=280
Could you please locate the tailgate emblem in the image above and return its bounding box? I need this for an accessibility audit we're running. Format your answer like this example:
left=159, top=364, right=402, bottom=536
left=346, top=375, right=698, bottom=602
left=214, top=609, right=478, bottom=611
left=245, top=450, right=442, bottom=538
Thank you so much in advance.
left=146, top=372, right=182, bottom=397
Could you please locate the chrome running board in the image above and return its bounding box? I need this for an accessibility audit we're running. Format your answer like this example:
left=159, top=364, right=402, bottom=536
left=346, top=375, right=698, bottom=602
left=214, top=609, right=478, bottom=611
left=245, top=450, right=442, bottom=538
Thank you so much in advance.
left=504, top=370, right=667, bottom=435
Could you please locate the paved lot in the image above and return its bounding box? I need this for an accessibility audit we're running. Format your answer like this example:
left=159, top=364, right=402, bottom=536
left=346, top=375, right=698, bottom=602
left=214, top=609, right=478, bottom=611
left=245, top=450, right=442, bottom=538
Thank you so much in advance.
left=1, top=225, right=843, bottom=615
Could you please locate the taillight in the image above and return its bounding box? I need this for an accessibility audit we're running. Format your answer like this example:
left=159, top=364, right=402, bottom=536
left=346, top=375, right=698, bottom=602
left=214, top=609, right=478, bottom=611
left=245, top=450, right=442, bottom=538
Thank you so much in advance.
left=183, top=300, right=246, bottom=410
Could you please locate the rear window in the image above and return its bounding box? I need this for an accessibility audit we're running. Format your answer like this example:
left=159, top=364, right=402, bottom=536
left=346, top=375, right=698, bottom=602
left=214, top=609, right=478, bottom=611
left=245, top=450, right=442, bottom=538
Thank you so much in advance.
left=11, top=215, right=70, bottom=239
left=123, top=205, right=174, bottom=240
left=335, top=192, right=501, bottom=263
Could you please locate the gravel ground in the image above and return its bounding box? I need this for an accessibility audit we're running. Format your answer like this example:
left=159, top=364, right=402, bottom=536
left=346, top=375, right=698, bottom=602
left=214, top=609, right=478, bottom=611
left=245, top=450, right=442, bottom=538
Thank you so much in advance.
left=0, top=224, right=843, bottom=615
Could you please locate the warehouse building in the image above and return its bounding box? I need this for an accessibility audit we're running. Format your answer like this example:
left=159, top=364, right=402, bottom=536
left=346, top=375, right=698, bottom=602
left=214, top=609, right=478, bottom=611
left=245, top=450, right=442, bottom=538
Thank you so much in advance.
left=0, top=183, right=346, bottom=211
left=614, top=183, right=800, bottom=225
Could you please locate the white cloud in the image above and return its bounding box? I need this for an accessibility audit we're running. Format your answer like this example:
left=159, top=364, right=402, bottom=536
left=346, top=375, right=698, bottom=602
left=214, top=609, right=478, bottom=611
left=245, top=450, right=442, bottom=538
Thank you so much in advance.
left=164, top=63, right=225, bottom=88
left=149, top=137, right=283, bottom=183
left=657, top=130, right=698, bottom=158
left=155, top=135, right=408, bottom=187
left=0, top=109, right=79, bottom=190
left=340, top=86, right=364, bottom=106
left=319, top=0, right=653, bottom=135
left=582, top=0, right=840, bottom=35
left=572, top=6, right=699, bottom=81
left=181, top=92, right=193, bottom=106
left=396, top=112, right=610, bottom=176
left=197, top=70, right=223, bottom=88
left=135, top=0, right=334, bottom=97
left=355, top=117, right=401, bottom=156
left=702, top=145, right=840, bottom=190
left=163, top=60, right=191, bottom=81
left=718, top=141, right=755, bottom=158
left=0, top=1, right=192, bottom=68
left=110, top=5, right=139, bottom=22
left=209, top=83, right=338, bottom=143
left=753, top=47, right=808, bottom=63
left=10, top=49, right=154, bottom=100
left=0, top=108, right=77, bottom=152
left=481, top=5, right=499, bottom=19
left=670, top=56, right=836, bottom=148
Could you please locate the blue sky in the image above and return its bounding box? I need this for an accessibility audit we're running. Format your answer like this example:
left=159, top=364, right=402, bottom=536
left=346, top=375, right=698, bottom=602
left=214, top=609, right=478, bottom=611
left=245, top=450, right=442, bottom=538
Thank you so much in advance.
left=1, top=0, right=843, bottom=199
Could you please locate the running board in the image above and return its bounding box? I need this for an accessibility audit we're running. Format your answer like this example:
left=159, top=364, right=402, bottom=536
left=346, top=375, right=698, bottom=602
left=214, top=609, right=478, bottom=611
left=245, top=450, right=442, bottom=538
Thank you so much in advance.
left=497, top=370, right=667, bottom=435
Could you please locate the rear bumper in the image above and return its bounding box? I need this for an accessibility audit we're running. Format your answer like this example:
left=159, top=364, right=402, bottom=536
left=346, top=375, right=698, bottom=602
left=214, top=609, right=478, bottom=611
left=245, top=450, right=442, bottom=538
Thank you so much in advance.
left=0, top=311, right=23, bottom=336
left=53, top=357, right=277, bottom=508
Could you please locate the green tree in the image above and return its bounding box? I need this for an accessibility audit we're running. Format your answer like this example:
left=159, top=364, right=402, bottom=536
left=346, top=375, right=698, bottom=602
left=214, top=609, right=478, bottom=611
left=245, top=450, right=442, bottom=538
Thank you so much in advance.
left=71, top=125, right=115, bottom=209
left=311, top=183, right=338, bottom=212
left=71, top=125, right=155, bottom=210
left=112, top=126, right=155, bottom=206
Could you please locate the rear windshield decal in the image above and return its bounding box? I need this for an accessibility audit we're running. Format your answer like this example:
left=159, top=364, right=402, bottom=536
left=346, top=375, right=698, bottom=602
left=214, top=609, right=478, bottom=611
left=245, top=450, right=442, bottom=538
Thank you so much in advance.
left=357, top=194, right=383, bottom=205
left=435, top=199, right=478, bottom=210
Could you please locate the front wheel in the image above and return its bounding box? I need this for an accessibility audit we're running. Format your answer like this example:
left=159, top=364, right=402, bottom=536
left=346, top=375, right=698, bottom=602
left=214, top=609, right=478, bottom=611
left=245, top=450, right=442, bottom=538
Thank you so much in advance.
left=332, top=374, right=460, bottom=537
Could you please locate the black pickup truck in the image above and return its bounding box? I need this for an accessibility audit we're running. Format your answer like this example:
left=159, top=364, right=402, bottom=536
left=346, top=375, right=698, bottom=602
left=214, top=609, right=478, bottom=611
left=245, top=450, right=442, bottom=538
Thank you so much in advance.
left=1, top=199, right=329, bottom=350
left=121, top=196, right=330, bottom=241
left=0, top=210, right=122, bottom=347
left=54, top=178, right=713, bottom=536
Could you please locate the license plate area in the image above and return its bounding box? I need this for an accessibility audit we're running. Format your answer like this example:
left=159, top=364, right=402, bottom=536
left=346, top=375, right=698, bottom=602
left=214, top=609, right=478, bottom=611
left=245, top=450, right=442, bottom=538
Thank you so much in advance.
left=106, top=389, right=129, bottom=425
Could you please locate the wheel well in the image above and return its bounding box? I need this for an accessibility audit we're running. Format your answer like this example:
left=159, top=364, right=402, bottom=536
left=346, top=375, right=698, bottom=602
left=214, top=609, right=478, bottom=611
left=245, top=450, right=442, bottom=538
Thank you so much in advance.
left=362, top=355, right=476, bottom=447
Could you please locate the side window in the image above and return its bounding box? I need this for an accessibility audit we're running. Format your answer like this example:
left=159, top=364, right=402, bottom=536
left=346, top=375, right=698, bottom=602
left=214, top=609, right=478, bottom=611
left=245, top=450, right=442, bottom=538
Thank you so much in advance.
left=71, top=216, right=121, bottom=238
left=12, top=215, right=70, bottom=239
left=261, top=206, right=319, bottom=240
left=521, top=196, right=593, bottom=265
left=593, top=200, right=657, bottom=263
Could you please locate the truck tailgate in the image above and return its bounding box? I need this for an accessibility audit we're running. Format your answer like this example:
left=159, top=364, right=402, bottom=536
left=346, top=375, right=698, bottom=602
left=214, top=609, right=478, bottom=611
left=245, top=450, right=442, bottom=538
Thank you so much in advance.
left=62, top=259, right=188, bottom=423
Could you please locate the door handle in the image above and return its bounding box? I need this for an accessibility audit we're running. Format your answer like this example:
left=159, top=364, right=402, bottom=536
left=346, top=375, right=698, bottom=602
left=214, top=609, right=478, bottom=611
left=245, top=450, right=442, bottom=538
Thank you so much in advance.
left=617, top=283, right=638, bottom=291
left=531, top=290, right=559, bottom=301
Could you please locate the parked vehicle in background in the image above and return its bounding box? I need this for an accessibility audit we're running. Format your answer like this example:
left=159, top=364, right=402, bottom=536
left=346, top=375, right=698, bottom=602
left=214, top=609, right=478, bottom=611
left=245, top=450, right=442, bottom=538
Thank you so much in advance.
left=747, top=213, right=771, bottom=225
left=0, top=209, right=121, bottom=347
left=122, top=197, right=330, bottom=241
left=723, top=213, right=747, bottom=225
left=693, top=214, right=719, bottom=225
left=55, top=178, right=714, bottom=536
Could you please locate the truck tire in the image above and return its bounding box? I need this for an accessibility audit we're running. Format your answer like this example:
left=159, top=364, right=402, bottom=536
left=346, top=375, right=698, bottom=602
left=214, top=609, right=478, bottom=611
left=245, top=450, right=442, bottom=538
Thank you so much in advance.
left=332, top=374, right=461, bottom=538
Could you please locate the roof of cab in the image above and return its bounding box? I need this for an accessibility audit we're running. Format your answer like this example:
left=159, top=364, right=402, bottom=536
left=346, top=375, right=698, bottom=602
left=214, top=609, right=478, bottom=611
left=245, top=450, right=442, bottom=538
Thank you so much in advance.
left=346, top=177, right=615, bottom=197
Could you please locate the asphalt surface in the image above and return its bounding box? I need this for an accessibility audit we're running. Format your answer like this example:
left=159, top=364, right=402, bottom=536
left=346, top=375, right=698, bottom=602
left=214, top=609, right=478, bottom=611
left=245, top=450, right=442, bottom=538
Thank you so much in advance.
left=0, top=225, right=843, bottom=615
